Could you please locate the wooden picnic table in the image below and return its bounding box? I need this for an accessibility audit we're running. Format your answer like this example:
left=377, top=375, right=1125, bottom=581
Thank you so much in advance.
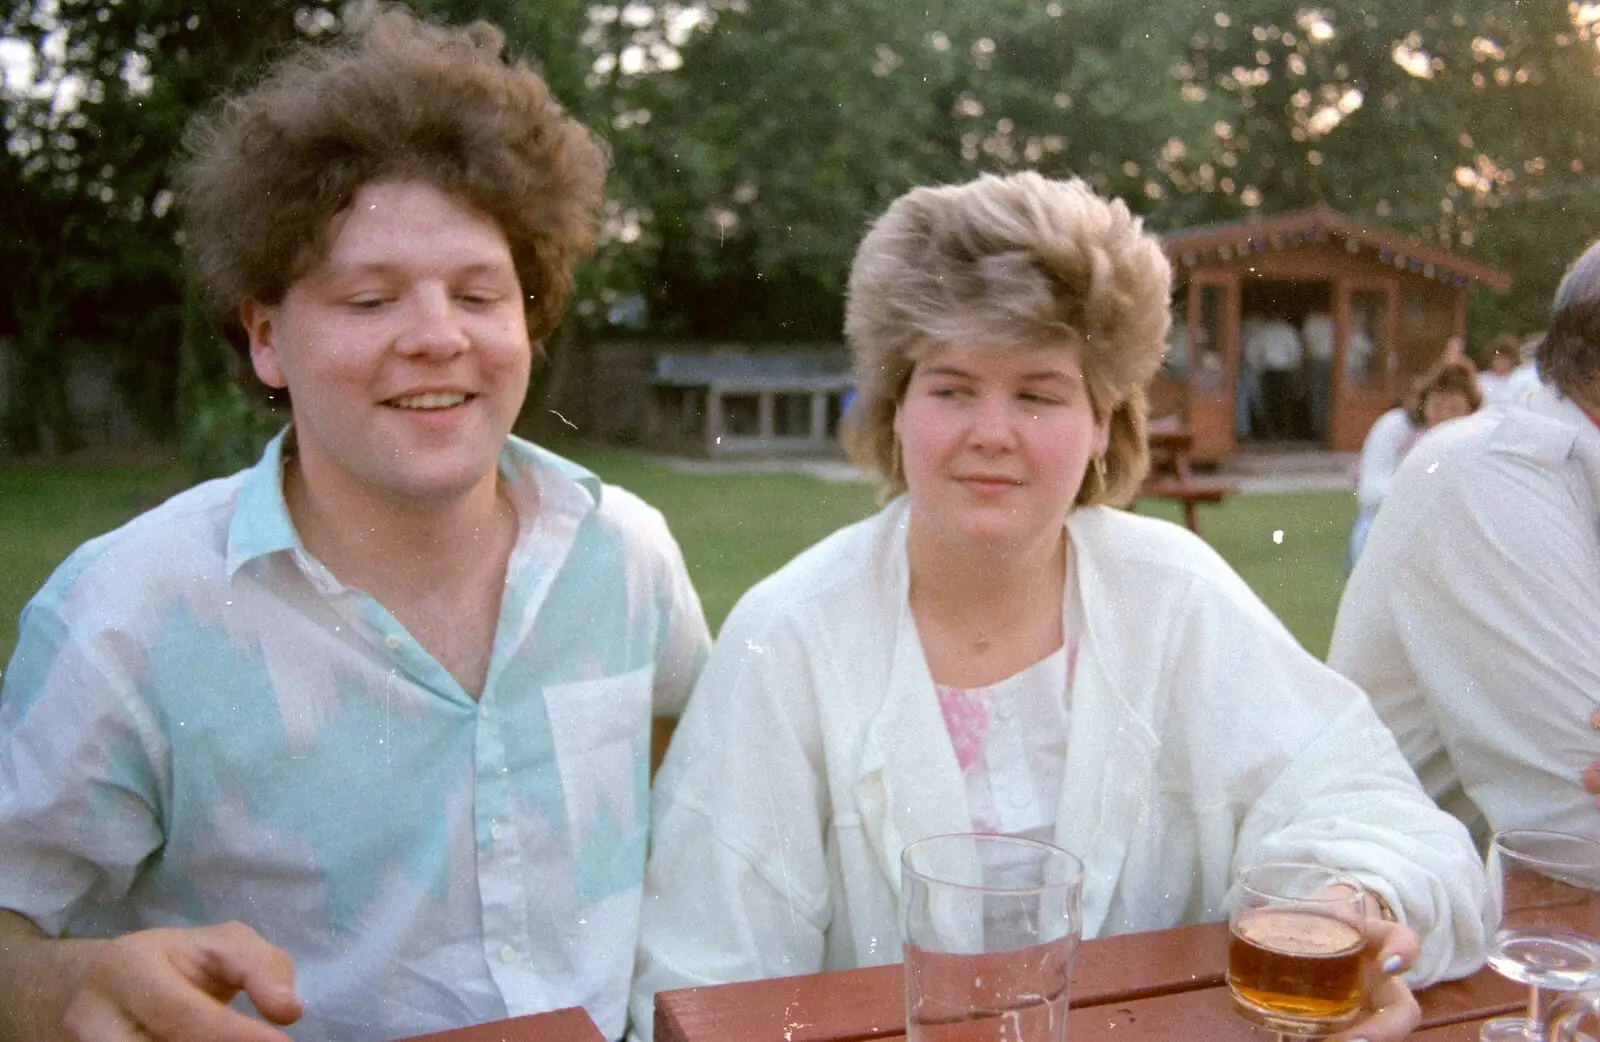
left=1137, top=423, right=1239, bottom=536
left=652, top=919, right=1529, bottom=1042
left=392, top=1006, right=605, bottom=1042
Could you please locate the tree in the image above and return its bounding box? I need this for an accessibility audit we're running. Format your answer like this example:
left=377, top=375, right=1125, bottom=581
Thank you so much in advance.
left=602, top=0, right=1215, bottom=344
left=0, top=0, right=598, bottom=465
left=1163, top=1, right=1600, bottom=336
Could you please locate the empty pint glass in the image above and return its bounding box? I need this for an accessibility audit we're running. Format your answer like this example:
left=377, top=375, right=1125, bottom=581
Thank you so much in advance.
left=900, top=833, right=1083, bottom=1042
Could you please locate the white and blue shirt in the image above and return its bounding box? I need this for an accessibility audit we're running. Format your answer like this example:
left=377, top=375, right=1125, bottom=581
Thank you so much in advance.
left=0, top=431, right=710, bottom=1041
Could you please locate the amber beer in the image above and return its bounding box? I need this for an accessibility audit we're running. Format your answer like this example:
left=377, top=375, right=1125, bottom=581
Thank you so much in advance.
left=1228, top=908, right=1365, bottom=1029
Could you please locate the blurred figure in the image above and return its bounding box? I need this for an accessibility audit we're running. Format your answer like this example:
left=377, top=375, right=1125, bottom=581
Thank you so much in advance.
left=1329, top=239, right=1600, bottom=841
left=1346, top=356, right=1482, bottom=566
left=1476, top=332, right=1524, bottom=409
left=1250, top=314, right=1304, bottom=439
left=1508, top=331, right=1544, bottom=400
left=1236, top=314, right=1264, bottom=438
left=1302, top=309, right=1335, bottom=442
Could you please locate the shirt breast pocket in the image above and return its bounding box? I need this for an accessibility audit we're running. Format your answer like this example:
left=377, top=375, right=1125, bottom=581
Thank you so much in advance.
left=542, top=666, right=654, bottom=908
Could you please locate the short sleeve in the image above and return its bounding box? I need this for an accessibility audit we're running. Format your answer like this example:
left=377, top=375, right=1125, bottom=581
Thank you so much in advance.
left=0, top=593, right=167, bottom=937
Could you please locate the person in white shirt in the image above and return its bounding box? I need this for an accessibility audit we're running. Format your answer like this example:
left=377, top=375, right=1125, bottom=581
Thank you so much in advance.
left=1346, top=357, right=1482, bottom=566
left=1302, top=310, right=1335, bottom=441
left=1330, top=238, right=1600, bottom=842
left=1237, top=314, right=1265, bottom=438
left=1507, top=332, right=1544, bottom=400
left=1245, top=316, right=1304, bottom=439
left=629, top=172, right=1487, bottom=1042
left=1475, top=332, right=1524, bottom=410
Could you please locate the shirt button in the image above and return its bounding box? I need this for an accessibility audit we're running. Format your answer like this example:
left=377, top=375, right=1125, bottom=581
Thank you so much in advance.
left=996, top=700, right=1014, bottom=720
left=385, top=634, right=402, bottom=650
left=479, top=704, right=489, bottom=720
left=491, top=822, right=505, bottom=842
left=500, top=946, right=517, bottom=964
left=1009, top=790, right=1031, bottom=809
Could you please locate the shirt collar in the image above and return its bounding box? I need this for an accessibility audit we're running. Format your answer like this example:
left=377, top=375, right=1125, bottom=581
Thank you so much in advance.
left=224, top=430, right=606, bottom=577
left=226, top=427, right=300, bottom=575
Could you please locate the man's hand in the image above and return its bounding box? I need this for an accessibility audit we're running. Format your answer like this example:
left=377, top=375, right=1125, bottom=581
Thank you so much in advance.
left=57, top=922, right=301, bottom=1042
left=1583, top=708, right=1600, bottom=807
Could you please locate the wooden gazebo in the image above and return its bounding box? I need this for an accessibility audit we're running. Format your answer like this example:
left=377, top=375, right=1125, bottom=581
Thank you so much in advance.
left=1154, top=206, right=1511, bottom=461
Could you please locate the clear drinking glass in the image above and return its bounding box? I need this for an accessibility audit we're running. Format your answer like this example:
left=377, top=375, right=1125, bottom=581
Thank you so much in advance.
left=900, top=833, right=1083, bottom=1042
left=1227, top=861, right=1369, bottom=1041
left=1550, top=991, right=1600, bottom=1042
left=1480, top=829, right=1600, bottom=1042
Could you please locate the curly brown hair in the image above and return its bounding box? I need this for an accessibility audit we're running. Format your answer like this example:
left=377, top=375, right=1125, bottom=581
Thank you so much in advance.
left=1404, top=357, right=1482, bottom=427
left=842, top=172, right=1171, bottom=507
left=176, top=7, right=608, bottom=401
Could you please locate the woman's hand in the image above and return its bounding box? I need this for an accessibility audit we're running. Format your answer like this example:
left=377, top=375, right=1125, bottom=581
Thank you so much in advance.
left=1329, top=917, right=1422, bottom=1042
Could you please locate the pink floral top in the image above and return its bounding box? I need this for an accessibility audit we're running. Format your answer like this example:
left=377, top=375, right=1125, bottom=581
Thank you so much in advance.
left=934, top=637, right=1078, bottom=839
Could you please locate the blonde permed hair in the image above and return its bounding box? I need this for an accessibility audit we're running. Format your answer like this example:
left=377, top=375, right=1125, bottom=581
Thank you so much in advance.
left=842, top=172, right=1171, bottom=507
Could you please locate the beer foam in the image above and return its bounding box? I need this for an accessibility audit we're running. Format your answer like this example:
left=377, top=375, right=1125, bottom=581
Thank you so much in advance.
left=1237, top=910, right=1363, bottom=956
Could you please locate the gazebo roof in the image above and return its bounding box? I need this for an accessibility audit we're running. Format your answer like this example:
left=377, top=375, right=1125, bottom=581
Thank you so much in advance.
left=1161, top=204, right=1511, bottom=294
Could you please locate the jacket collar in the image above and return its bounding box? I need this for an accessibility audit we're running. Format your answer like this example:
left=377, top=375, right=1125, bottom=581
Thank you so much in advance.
left=851, top=500, right=1150, bottom=938
left=1525, top=385, right=1600, bottom=516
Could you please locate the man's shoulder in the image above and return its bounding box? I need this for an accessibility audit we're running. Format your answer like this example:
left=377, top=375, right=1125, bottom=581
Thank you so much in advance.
left=1407, top=398, right=1586, bottom=476
left=39, top=474, right=246, bottom=604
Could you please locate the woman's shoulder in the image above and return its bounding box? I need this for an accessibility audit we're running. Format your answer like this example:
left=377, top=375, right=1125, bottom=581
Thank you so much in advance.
left=1069, top=507, right=1266, bottom=612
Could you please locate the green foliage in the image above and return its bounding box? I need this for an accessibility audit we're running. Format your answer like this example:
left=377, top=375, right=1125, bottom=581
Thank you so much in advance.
left=177, top=375, right=281, bottom=482
left=5, top=0, right=1600, bottom=439
left=0, top=464, right=183, bottom=665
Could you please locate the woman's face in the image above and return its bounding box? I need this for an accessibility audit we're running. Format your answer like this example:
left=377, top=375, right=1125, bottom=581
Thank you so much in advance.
left=1422, top=388, right=1473, bottom=428
left=894, top=340, right=1110, bottom=555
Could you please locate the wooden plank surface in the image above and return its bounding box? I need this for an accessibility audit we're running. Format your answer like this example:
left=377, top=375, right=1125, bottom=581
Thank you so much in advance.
left=806, top=976, right=1525, bottom=1042
left=391, top=1007, right=605, bottom=1042
left=656, top=921, right=1531, bottom=1042
left=656, top=923, right=1231, bottom=1042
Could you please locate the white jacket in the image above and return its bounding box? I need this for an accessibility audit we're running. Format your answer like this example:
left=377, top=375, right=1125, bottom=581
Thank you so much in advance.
left=630, top=502, right=1486, bottom=1039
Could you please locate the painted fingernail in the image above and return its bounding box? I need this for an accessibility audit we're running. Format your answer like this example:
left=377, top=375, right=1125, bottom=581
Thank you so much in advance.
left=1381, top=954, right=1407, bottom=975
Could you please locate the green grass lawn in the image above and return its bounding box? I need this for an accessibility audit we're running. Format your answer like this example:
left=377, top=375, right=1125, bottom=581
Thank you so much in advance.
left=0, top=455, right=1357, bottom=669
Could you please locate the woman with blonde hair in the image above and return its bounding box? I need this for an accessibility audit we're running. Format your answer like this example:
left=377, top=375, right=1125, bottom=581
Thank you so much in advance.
left=629, top=173, right=1485, bottom=1042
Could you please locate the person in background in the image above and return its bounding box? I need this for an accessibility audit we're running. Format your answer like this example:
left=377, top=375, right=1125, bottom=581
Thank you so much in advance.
left=1330, top=238, right=1600, bottom=843
left=1508, top=331, right=1545, bottom=400
left=1248, top=313, right=1304, bottom=439
left=1346, top=355, right=1482, bottom=567
left=629, top=171, right=1487, bottom=1042
left=1476, top=332, right=1525, bottom=409
left=1346, top=309, right=1377, bottom=381
left=0, top=11, right=709, bottom=1041
left=1302, top=309, right=1335, bottom=442
left=1236, top=314, right=1265, bottom=439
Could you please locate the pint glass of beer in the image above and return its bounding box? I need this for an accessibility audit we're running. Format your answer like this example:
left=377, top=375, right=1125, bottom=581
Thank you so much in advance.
left=1227, top=862, right=1369, bottom=1039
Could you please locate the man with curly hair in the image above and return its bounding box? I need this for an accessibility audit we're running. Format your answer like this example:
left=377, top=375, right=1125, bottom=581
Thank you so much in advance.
left=0, top=10, right=709, bottom=1041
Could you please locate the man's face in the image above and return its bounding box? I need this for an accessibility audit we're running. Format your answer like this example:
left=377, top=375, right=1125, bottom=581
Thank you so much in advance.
left=241, top=179, right=531, bottom=511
